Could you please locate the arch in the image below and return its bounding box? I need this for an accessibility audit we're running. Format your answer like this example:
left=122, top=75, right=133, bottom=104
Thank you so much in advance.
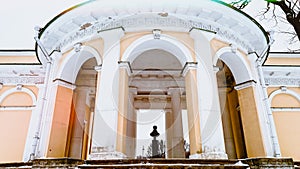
left=214, top=47, right=254, bottom=85
left=121, top=34, right=194, bottom=66
left=0, top=87, right=37, bottom=109
left=269, top=88, right=300, bottom=103
left=56, top=45, right=102, bottom=83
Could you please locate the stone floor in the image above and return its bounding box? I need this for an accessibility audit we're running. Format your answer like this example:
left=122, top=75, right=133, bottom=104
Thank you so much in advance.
left=0, top=158, right=296, bottom=169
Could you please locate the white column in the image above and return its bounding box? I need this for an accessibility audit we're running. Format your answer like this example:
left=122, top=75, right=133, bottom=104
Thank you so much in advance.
left=190, top=29, right=227, bottom=159
left=35, top=51, right=63, bottom=158
left=68, top=87, right=89, bottom=158
left=183, top=63, right=202, bottom=157
left=168, top=88, right=185, bottom=158
left=165, top=109, right=173, bottom=158
left=89, top=28, right=125, bottom=159
left=23, top=84, right=45, bottom=161
left=116, top=62, right=131, bottom=155
left=249, top=53, right=278, bottom=156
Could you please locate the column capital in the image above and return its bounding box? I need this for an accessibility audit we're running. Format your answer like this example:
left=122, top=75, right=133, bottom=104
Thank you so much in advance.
left=94, top=65, right=102, bottom=72
left=234, top=80, right=256, bottom=91
left=118, top=61, right=132, bottom=76
left=189, top=28, right=216, bottom=41
left=181, top=62, right=198, bottom=77
left=129, top=86, right=138, bottom=94
left=52, top=79, right=76, bottom=90
left=97, top=27, right=125, bottom=40
left=164, top=109, right=172, bottom=113
left=167, top=87, right=184, bottom=95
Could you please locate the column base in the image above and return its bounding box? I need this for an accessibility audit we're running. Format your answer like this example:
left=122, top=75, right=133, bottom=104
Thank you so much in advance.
left=88, top=146, right=127, bottom=160
left=189, top=152, right=228, bottom=159
left=88, top=151, right=127, bottom=160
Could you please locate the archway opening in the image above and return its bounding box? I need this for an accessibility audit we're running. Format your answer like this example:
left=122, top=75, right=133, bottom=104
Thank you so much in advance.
left=66, top=57, right=97, bottom=159
left=216, top=59, right=247, bottom=159
left=129, top=49, right=189, bottom=158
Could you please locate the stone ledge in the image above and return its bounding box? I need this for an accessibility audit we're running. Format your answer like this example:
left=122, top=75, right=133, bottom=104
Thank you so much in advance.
left=32, top=158, right=83, bottom=169
left=0, top=158, right=296, bottom=169
left=242, top=158, right=294, bottom=169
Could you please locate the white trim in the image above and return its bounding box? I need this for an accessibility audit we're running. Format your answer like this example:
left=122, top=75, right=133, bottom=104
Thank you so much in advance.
left=234, top=81, right=256, bottom=91
left=182, top=63, right=198, bottom=77
left=272, top=107, right=300, bottom=112
left=214, top=47, right=254, bottom=85
left=52, top=79, right=76, bottom=90
left=118, top=62, right=132, bottom=76
left=56, top=45, right=102, bottom=83
left=121, top=34, right=194, bottom=67
left=0, top=51, right=36, bottom=56
left=269, top=87, right=300, bottom=103
left=268, top=53, right=300, bottom=58
left=0, top=87, right=37, bottom=107
left=94, top=65, right=102, bottom=72
left=0, top=106, right=35, bottom=111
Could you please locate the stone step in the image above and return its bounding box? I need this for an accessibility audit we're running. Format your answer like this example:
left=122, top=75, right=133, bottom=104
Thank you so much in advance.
left=0, top=158, right=295, bottom=169
left=81, top=159, right=247, bottom=169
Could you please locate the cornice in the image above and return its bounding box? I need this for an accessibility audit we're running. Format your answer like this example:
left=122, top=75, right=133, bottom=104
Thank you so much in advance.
left=36, top=0, right=269, bottom=65
left=0, top=66, right=45, bottom=85
left=43, top=15, right=256, bottom=54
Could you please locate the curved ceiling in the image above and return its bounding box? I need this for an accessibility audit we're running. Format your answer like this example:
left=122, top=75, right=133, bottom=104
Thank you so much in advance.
left=132, top=49, right=182, bottom=70
left=36, top=0, right=269, bottom=64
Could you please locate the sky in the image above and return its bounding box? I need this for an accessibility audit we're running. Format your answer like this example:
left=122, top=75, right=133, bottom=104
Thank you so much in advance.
left=0, top=0, right=84, bottom=49
left=0, top=0, right=298, bottom=51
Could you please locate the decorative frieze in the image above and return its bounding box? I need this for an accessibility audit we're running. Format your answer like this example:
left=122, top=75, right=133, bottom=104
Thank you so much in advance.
left=0, top=76, right=44, bottom=85
left=265, top=77, right=300, bottom=87
left=42, top=14, right=259, bottom=54
left=234, top=80, right=257, bottom=91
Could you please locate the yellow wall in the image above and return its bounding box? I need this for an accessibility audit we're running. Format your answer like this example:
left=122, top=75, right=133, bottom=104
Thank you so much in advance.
left=0, top=56, right=39, bottom=64
left=46, top=85, right=73, bottom=157
left=237, top=86, right=267, bottom=157
left=268, top=87, right=300, bottom=160
left=273, top=111, right=300, bottom=160
left=226, top=89, right=247, bottom=158
left=1, top=92, right=33, bottom=106
left=0, top=86, right=38, bottom=162
left=120, top=31, right=196, bottom=62
left=0, top=110, right=31, bottom=162
left=265, top=57, right=300, bottom=66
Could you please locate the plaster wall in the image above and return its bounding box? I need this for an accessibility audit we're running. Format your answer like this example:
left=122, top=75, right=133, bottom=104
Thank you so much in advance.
left=0, top=86, right=38, bottom=162
left=268, top=87, right=300, bottom=160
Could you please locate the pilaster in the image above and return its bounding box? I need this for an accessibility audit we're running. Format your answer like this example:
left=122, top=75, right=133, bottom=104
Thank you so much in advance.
left=190, top=29, right=227, bottom=159
left=164, top=109, right=173, bottom=159
left=89, top=28, right=125, bottom=159
left=168, top=88, right=185, bottom=158
left=234, top=81, right=267, bottom=157
left=126, top=87, right=137, bottom=158
left=183, top=63, right=202, bottom=156
left=68, top=87, right=90, bottom=159
left=116, top=62, right=131, bottom=155
left=45, top=79, right=76, bottom=157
